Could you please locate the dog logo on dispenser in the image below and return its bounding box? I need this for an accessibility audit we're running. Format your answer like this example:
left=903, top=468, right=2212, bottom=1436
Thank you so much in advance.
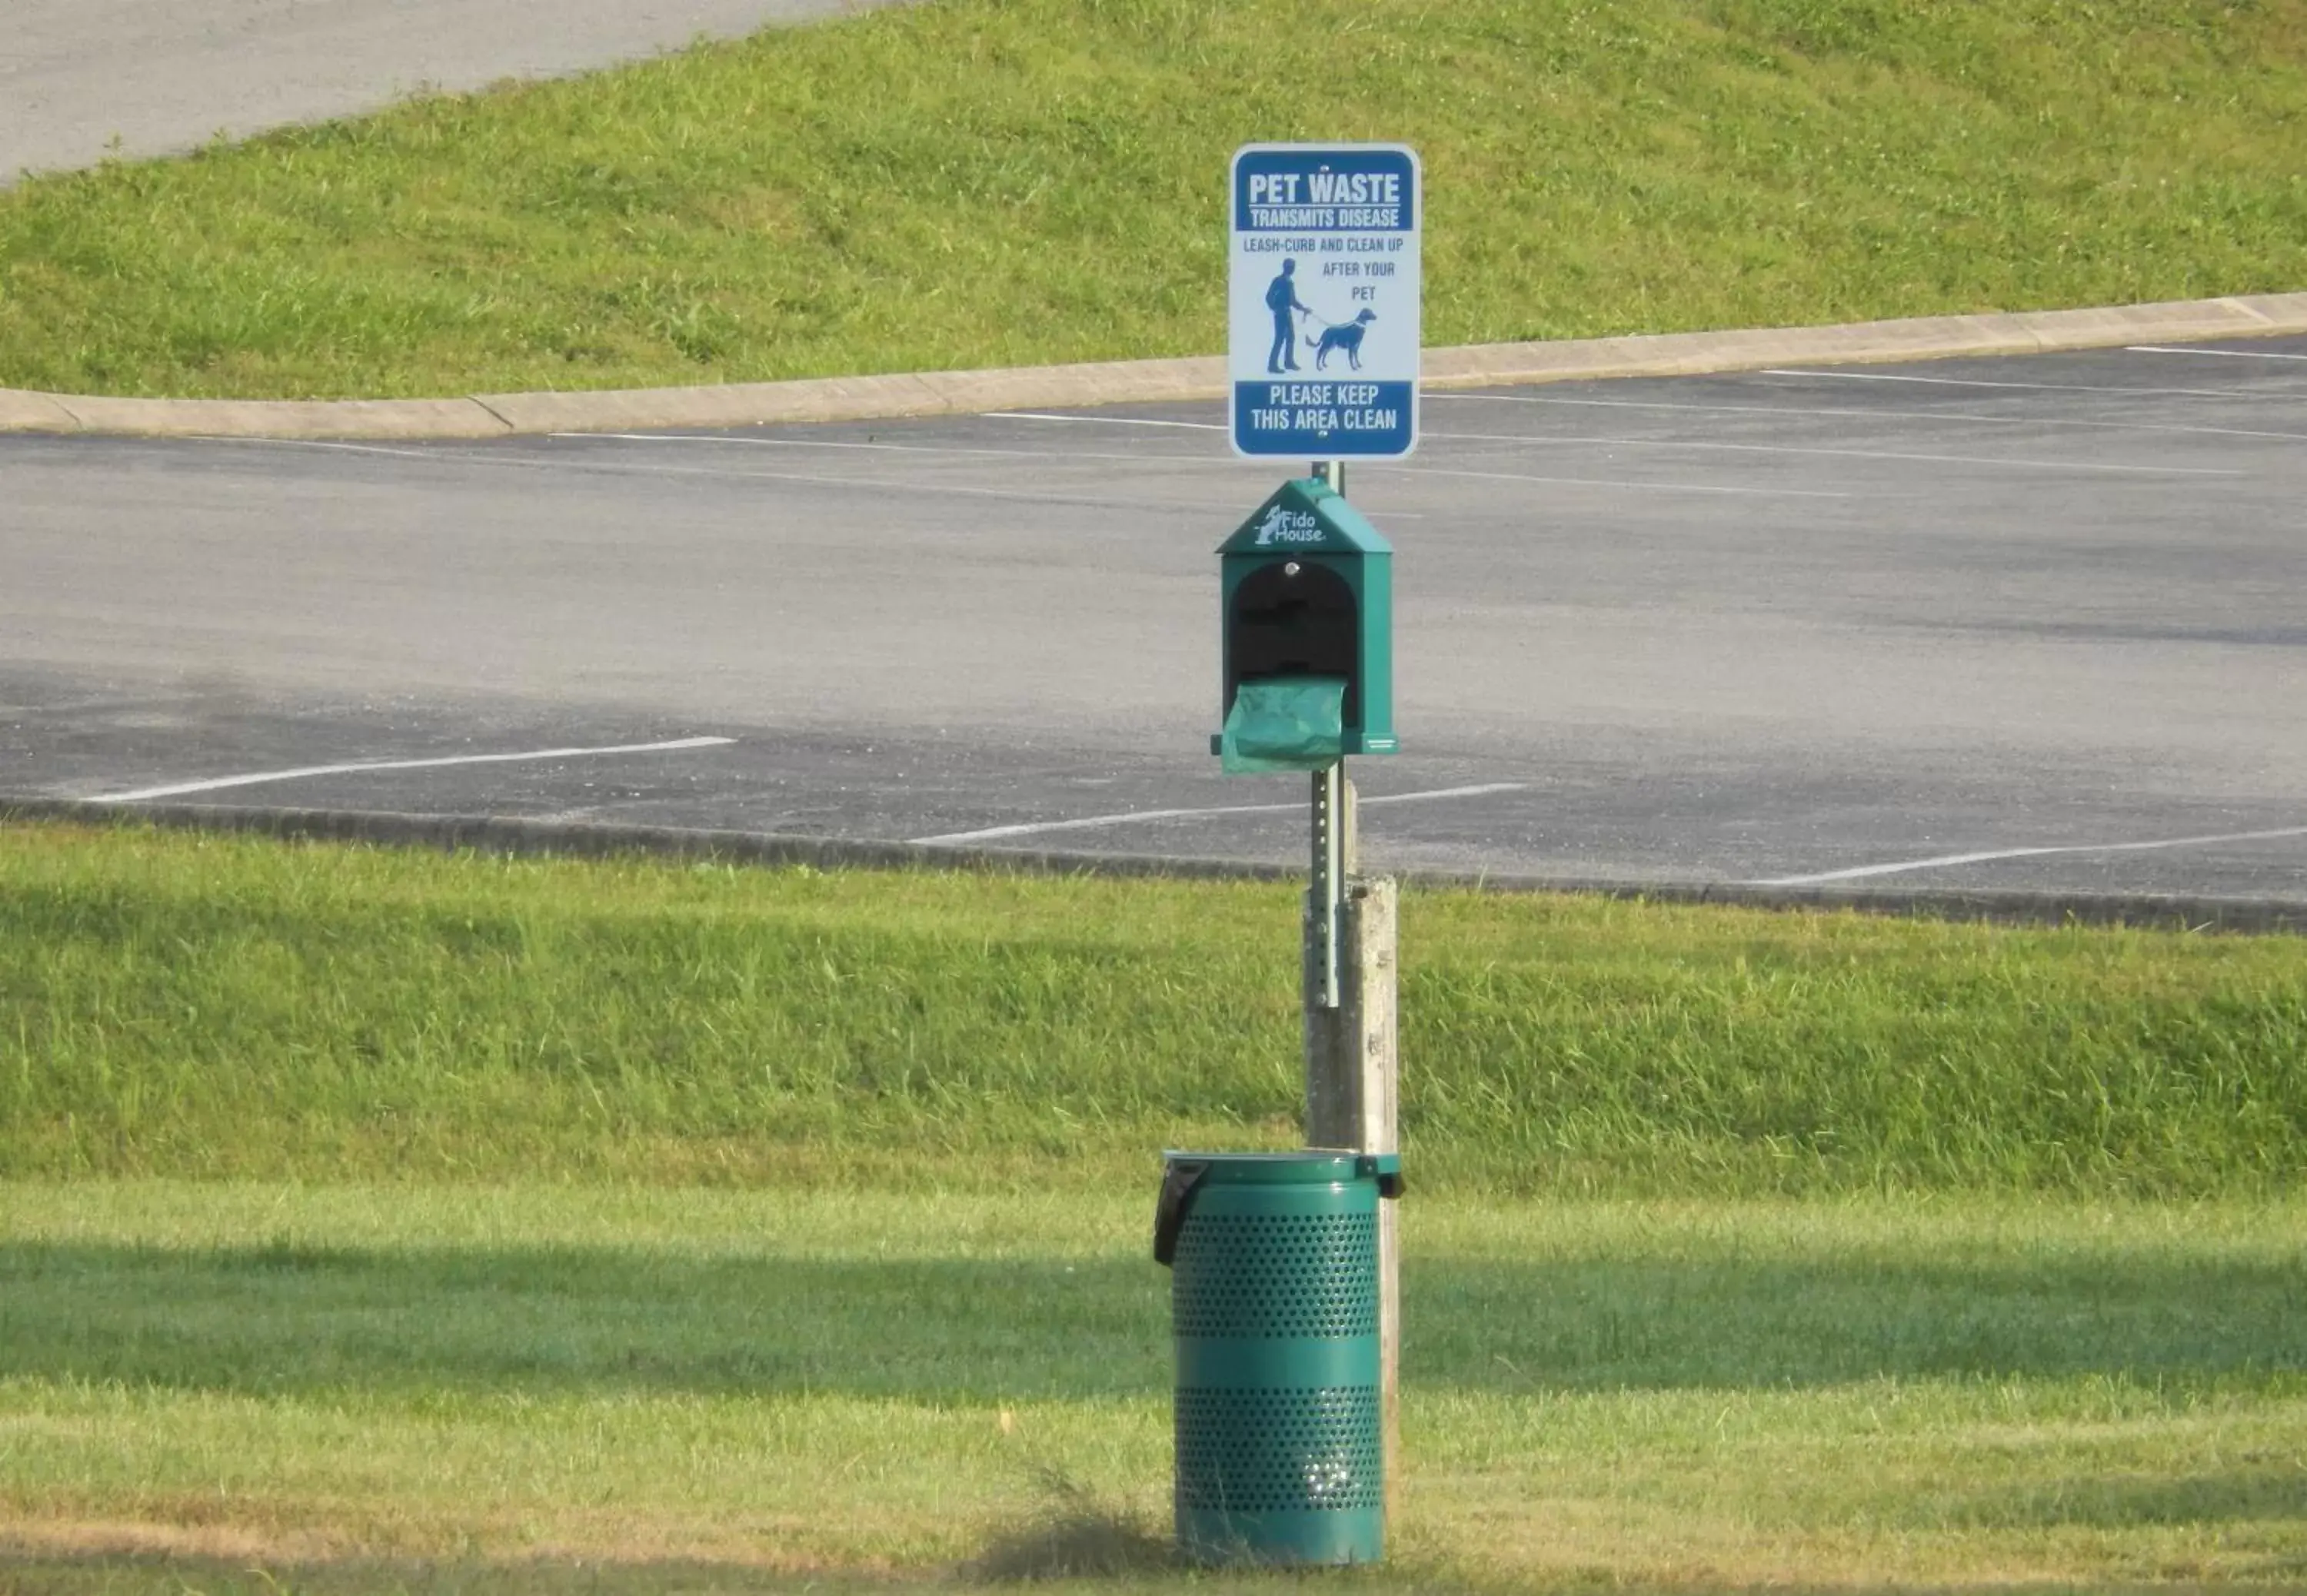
left=1253, top=506, right=1326, bottom=547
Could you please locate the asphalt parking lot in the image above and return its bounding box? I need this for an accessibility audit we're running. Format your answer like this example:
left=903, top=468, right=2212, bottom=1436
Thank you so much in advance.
left=0, top=0, right=903, bottom=182
left=5, top=334, right=2305, bottom=899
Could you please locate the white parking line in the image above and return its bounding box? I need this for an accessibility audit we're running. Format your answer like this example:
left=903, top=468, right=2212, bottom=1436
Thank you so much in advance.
left=1754, top=823, right=2307, bottom=886
left=200, top=437, right=1250, bottom=514
left=1374, top=462, right=1852, bottom=500
left=988, top=408, right=2242, bottom=479
left=91, top=736, right=737, bottom=803
left=551, top=431, right=1233, bottom=465
left=987, top=411, right=1229, bottom=431
left=1428, top=391, right=2307, bottom=443
left=195, top=437, right=458, bottom=461
left=975, top=411, right=1849, bottom=498
left=910, top=783, right=1525, bottom=846
left=1423, top=429, right=2237, bottom=477
left=2127, top=345, right=2307, bottom=361
left=198, top=434, right=1446, bottom=518
left=1762, top=368, right=2272, bottom=401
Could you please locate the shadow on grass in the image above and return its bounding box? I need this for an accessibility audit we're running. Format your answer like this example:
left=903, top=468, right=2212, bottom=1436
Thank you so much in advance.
left=0, top=1553, right=895, bottom=1594
left=1950, top=1465, right=2307, bottom=1528
left=2, top=1551, right=2293, bottom=1596
left=0, top=1238, right=2300, bottom=1402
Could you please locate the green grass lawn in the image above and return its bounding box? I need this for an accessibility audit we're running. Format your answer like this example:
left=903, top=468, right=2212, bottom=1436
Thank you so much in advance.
left=2, top=820, right=2303, bottom=1590
left=1, top=0, right=2303, bottom=400
left=2, top=1185, right=2301, bottom=1592
left=5, top=820, right=2305, bottom=1196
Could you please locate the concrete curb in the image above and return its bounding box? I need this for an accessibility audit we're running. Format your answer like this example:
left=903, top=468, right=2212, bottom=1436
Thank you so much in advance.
left=9, top=797, right=2305, bottom=935
left=4, top=291, right=2302, bottom=442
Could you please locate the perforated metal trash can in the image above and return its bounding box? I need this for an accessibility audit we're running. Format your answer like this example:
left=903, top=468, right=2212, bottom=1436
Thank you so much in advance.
left=1153, top=1149, right=1403, bottom=1566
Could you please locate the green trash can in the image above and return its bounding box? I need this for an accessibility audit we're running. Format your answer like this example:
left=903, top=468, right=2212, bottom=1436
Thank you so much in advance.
left=1153, top=1149, right=1403, bottom=1566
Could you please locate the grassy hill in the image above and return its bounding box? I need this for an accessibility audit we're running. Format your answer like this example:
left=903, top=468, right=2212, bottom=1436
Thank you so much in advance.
left=0, top=0, right=2302, bottom=399
left=7, top=821, right=2303, bottom=1195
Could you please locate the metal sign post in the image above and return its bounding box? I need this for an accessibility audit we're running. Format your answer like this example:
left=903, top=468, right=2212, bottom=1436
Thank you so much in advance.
left=1307, top=457, right=1349, bottom=1011
left=1310, top=760, right=1346, bottom=1009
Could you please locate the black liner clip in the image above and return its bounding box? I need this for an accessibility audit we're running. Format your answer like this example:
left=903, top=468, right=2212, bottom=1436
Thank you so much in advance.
left=1153, top=1159, right=1212, bottom=1267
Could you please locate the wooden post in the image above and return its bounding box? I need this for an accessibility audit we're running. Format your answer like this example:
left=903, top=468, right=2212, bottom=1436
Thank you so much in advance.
left=1303, top=776, right=1401, bottom=1526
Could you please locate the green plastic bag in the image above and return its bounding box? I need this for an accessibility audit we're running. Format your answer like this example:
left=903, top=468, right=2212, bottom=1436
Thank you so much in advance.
left=1220, top=677, right=1347, bottom=773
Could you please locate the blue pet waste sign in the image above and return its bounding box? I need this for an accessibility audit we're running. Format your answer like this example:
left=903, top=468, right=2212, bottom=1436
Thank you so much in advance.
left=1229, top=143, right=1421, bottom=459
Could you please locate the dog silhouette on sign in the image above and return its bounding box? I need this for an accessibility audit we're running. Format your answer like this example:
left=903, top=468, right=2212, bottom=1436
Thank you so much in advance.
left=1308, top=308, right=1377, bottom=371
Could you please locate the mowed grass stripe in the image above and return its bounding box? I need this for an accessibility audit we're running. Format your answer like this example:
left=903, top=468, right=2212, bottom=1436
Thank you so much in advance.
left=0, top=1185, right=2300, bottom=1585
left=1, top=0, right=2304, bottom=400
left=2, top=820, right=2302, bottom=1195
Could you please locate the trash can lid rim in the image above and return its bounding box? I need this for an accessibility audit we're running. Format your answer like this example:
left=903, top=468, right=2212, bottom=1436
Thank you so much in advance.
left=1161, top=1149, right=1372, bottom=1184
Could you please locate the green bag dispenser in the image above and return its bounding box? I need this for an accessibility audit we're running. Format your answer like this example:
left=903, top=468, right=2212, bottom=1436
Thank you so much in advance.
left=1219, top=677, right=1347, bottom=773
left=1213, top=480, right=1397, bottom=769
left=1154, top=1149, right=1403, bottom=1566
